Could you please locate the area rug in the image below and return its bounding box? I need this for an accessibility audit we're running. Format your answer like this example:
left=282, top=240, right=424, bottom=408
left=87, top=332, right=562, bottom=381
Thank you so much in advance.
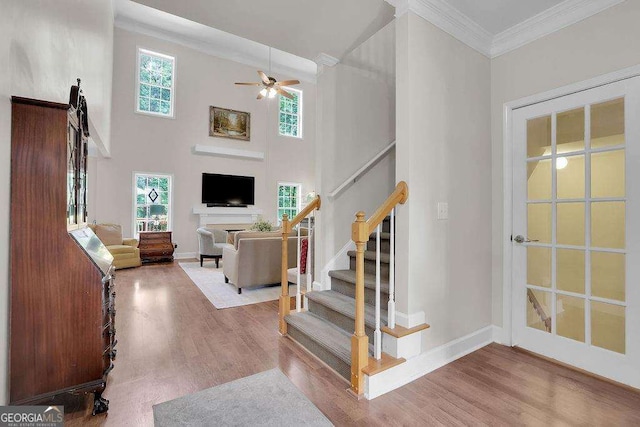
left=153, top=369, right=333, bottom=426
left=179, top=262, right=296, bottom=309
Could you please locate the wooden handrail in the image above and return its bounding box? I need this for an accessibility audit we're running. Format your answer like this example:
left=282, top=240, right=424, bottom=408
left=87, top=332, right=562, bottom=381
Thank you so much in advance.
left=350, top=181, right=408, bottom=396
left=366, top=181, right=408, bottom=233
left=279, top=196, right=321, bottom=335
left=282, top=196, right=321, bottom=233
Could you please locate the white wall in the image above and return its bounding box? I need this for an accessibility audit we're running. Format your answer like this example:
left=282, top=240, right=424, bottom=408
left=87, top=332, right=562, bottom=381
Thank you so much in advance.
left=491, top=1, right=640, bottom=326
left=0, top=0, right=114, bottom=405
left=94, top=28, right=315, bottom=256
left=315, top=21, right=396, bottom=279
left=395, top=12, right=492, bottom=349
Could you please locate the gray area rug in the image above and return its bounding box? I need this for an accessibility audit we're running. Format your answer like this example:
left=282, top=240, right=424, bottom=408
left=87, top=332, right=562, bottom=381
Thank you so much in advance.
left=153, top=369, right=333, bottom=426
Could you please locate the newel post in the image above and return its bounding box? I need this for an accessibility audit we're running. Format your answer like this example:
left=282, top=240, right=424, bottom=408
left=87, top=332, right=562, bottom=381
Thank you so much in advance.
left=350, top=211, right=369, bottom=395
left=279, top=214, right=291, bottom=335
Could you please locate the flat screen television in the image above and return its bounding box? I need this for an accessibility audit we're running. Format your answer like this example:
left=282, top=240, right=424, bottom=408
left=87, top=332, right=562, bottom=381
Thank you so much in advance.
left=202, top=173, right=255, bottom=207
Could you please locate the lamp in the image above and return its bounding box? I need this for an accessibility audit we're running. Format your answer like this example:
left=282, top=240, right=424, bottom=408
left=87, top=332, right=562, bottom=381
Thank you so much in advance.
left=260, top=88, right=268, bottom=98
left=556, top=157, right=568, bottom=169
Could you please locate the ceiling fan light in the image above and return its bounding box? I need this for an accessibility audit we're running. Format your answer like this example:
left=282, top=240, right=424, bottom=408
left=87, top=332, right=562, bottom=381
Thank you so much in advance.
left=260, top=88, right=268, bottom=97
left=268, top=88, right=277, bottom=98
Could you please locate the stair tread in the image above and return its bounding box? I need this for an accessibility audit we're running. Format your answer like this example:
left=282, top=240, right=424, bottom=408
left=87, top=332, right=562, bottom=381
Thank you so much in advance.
left=368, top=232, right=391, bottom=240
left=306, top=290, right=388, bottom=328
left=347, top=250, right=391, bottom=263
left=285, top=312, right=352, bottom=364
left=329, top=269, right=390, bottom=293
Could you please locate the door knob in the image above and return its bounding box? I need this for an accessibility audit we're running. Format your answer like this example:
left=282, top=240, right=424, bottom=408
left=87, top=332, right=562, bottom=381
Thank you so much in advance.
left=514, top=235, right=539, bottom=244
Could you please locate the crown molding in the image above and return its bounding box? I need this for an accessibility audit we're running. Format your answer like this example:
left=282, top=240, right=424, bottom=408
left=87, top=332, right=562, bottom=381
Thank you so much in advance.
left=314, top=53, right=340, bottom=67
left=114, top=0, right=317, bottom=83
left=407, top=0, right=493, bottom=56
left=491, top=0, right=626, bottom=57
left=386, top=0, right=626, bottom=59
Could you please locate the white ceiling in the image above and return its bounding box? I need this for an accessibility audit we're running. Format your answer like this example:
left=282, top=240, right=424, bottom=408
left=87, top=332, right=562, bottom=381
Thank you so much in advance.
left=131, top=0, right=395, bottom=60
left=445, top=0, right=566, bottom=35
left=117, top=0, right=625, bottom=67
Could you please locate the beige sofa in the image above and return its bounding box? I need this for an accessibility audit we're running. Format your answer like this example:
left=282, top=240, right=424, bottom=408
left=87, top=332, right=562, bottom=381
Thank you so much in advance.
left=222, top=230, right=304, bottom=294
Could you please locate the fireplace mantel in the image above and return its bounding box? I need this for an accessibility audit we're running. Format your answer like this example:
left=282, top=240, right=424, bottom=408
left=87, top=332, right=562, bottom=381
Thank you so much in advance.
left=192, top=206, right=263, bottom=227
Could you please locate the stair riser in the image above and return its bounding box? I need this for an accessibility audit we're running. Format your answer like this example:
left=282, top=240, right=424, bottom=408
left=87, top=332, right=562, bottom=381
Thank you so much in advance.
left=350, top=256, right=390, bottom=277
left=330, top=277, right=389, bottom=306
left=287, top=324, right=351, bottom=381
left=308, top=299, right=380, bottom=343
left=366, top=238, right=391, bottom=253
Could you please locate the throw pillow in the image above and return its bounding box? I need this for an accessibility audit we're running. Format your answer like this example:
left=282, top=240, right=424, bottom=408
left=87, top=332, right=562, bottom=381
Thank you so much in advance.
left=300, top=238, right=308, bottom=274
left=95, top=224, right=123, bottom=246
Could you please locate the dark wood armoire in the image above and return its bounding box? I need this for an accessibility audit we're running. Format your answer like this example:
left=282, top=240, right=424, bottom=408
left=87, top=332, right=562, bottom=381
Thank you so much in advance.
left=10, top=86, right=115, bottom=414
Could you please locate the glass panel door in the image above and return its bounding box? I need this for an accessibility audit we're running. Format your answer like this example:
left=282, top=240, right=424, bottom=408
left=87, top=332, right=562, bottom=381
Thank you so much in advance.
left=512, top=77, right=640, bottom=389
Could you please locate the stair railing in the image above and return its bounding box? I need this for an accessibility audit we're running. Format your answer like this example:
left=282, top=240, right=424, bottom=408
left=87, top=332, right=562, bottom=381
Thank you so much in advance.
left=527, top=288, right=551, bottom=333
left=350, top=181, right=408, bottom=395
left=279, top=195, right=321, bottom=335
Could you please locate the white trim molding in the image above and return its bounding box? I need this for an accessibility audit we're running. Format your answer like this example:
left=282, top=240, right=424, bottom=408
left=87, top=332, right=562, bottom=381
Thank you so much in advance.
left=365, top=325, right=495, bottom=399
left=491, top=0, right=626, bottom=57
left=319, top=240, right=356, bottom=290
left=314, top=53, right=339, bottom=67
left=386, top=0, right=625, bottom=59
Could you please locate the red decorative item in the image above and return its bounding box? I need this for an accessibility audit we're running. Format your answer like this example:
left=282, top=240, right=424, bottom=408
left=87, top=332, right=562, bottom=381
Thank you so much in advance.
left=299, top=238, right=308, bottom=274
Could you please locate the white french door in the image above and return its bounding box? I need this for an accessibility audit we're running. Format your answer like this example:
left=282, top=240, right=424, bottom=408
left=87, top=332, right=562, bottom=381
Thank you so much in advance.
left=512, top=77, right=640, bottom=388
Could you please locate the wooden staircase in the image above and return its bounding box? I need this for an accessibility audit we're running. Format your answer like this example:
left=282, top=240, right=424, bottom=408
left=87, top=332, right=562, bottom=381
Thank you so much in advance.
left=285, top=219, right=397, bottom=381
left=279, top=182, right=426, bottom=397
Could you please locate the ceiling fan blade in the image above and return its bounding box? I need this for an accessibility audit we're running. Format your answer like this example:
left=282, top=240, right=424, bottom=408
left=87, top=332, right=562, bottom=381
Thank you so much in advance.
left=277, top=88, right=294, bottom=99
left=258, top=71, right=270, bottom=85
left=257, top=92, right=264, bottom=100
left=235, top=82, right=261, bottom=86
left=276, top=80, right=300, bottom=87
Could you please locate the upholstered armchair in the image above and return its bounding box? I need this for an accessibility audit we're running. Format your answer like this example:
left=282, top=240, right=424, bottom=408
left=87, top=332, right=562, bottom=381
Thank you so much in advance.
left=88, top=223, right=141, bottom=269
left=197, top=227, right=231, bottom=267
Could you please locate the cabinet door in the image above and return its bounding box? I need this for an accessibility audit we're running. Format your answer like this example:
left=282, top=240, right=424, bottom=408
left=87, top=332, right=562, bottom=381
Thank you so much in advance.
left=66, top=118, right=78, bottom=227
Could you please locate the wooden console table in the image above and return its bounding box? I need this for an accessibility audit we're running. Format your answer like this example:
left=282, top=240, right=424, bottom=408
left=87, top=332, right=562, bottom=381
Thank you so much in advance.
left=139, top=231, right=174, bottom=263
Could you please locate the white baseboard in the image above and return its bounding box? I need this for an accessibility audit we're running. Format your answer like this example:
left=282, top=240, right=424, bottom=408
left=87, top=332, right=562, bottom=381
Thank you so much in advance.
left=319, top=240, right=355, bottom=290
left=492, top=325, right=506, bottom=345
left=395, top=310, right=426, bottom=328
left=174, top=252, right=197, bottom=260
left=365, top=325, right=495, bottom=400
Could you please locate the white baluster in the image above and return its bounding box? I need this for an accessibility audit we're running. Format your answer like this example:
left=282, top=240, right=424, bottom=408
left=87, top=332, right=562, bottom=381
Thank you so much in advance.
left=388, top=208, right=395, bottom=329
left=374, top=223, right=382, bottom=360
left=296, top=222, right=301, bottom=312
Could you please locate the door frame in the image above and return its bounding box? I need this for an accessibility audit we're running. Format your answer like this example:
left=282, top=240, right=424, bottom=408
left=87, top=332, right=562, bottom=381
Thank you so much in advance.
left=501, top=64, right=640, bottom=346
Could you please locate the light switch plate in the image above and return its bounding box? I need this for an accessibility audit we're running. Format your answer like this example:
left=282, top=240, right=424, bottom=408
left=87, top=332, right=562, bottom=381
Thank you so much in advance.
left=437, top=202, right=448, bottom=220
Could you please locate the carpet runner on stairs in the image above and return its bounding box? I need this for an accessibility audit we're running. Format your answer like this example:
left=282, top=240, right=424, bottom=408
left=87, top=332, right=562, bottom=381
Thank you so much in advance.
left=285, top=217, right=392, bottom=381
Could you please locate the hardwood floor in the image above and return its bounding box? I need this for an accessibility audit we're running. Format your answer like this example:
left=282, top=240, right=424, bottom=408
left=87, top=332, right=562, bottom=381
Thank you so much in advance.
left=65, top=261, right=640, bottom=426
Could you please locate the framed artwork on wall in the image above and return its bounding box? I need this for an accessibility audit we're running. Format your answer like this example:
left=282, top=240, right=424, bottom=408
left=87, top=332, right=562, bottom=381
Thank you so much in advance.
left=209, top=106, right=251, bottom=141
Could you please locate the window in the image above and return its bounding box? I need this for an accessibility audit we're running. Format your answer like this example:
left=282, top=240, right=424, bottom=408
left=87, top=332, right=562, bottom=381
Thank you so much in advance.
left=278, top=88, right=302, bottom=138
left=136, top=48, right=175, bottom=117
left=134, top=173, right=172, bottom=236
left=277, top=183, right=301, bottom=223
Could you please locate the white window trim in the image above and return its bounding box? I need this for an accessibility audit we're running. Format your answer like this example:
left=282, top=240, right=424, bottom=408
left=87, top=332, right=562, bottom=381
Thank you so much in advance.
left=278, top=87, right=303, bottom=139
left=132, top=171, right=174, bottom=238
left=277, top=182, right=302, bottom=223
left=135, top=47, right=176, bottom=119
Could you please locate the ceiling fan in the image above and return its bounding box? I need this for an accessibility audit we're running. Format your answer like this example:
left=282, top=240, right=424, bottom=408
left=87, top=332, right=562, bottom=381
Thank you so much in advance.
left=235, top=71, right=300, bottom=100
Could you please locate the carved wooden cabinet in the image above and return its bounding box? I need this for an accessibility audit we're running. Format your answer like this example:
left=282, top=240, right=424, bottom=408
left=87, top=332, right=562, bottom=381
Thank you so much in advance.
left=10, top=92, right=114, bottom=414
left=139, top=231, right=175, bottom=263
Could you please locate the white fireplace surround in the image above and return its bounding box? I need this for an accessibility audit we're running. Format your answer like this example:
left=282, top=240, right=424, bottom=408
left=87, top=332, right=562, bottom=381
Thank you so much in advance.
left=192, top=206, right=263, bottom=227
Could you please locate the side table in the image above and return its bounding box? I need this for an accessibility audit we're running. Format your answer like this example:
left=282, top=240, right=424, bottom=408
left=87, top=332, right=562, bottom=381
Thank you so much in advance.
left=139, top=231, right=174, bottom=263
